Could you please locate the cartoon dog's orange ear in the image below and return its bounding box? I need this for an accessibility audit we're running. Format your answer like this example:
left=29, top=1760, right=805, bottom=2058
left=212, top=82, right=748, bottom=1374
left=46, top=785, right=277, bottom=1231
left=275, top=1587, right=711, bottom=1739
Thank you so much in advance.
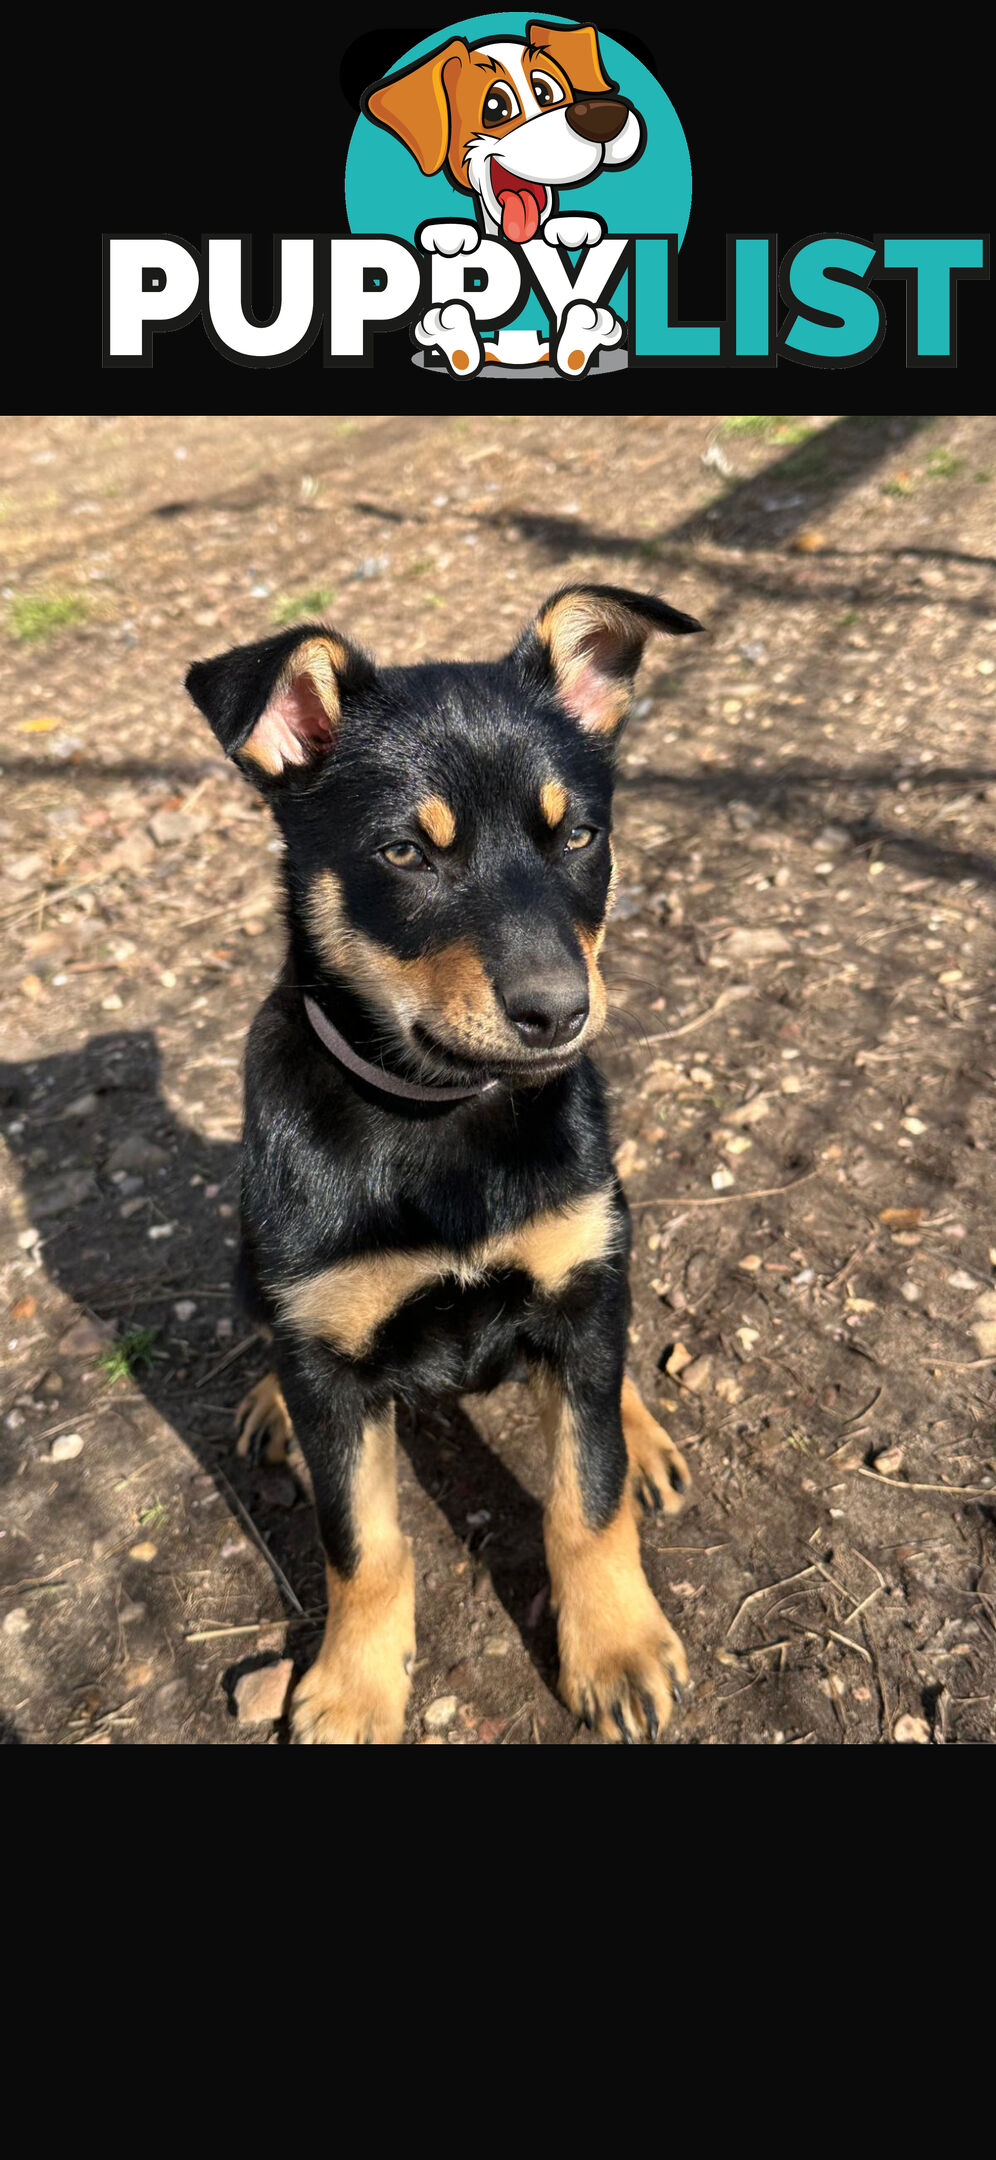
left=526, top=20, right=617, bottom=95
left=363, top=38, right=469, bottom=175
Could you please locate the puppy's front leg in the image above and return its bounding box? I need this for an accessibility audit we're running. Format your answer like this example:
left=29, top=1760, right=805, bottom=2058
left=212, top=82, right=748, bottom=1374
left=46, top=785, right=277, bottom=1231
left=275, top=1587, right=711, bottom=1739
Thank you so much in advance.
left=533, top=1275, right=687, bottom=1742
left=276, top=1338, right=414, bottom=1745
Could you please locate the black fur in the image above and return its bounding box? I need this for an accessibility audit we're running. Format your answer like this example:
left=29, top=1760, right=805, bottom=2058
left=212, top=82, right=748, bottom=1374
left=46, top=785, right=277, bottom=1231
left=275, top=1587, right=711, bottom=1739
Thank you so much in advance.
left=186, top=585, right=701, bottom=1593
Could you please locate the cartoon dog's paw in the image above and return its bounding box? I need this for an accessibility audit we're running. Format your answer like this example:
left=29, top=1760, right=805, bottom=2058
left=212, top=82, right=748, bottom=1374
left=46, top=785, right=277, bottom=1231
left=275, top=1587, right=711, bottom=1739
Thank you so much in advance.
left=555, top=299, right=623, bottom=376
left=543, top=212, right=606, bottom=249
left=234, top=1371, right=293, bottom=1464
left=559, top=1582, right=688, bottom=1744
left=417, top=220, right=480, bottom=256
left=413, top=301, right=482, bottom=378
left=622, top=1375, right=692, bottom=1518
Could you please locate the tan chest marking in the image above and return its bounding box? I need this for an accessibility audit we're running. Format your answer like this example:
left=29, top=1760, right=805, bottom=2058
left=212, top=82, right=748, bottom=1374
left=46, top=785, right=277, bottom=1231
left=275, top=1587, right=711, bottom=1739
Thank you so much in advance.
left=277, top=1184, right=620, bottom=1357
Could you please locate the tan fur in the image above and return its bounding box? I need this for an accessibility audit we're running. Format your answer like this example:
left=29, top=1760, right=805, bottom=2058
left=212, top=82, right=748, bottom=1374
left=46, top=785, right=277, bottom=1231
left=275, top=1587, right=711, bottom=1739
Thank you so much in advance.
left=535, top=1375, right=688, bottom=1742
left=234, top=1371, right=293, bottom=1464
left=291, top=1406, right=415, bottom=1744
left=278, top=1186, right=621, bottom=1355
left=306, top=868, right=524, bottom=1059
left=418, top=794, right=457, bottom=849
left=621, top=1372, right=691, bottom=1515
left=539, top=778, right=568, bottom=829
left=366, top=33, right=584, bottom=191
left=526, top=19, right=615, bottom=96
left=241, top=634, right=346, bottom=774
left=536, top=592, right=645, bottom=735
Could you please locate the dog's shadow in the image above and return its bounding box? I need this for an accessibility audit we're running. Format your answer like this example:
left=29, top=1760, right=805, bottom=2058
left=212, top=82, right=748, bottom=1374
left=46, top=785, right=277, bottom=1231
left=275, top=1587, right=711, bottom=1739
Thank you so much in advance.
left=0, top=1028, right=559, bottom=1722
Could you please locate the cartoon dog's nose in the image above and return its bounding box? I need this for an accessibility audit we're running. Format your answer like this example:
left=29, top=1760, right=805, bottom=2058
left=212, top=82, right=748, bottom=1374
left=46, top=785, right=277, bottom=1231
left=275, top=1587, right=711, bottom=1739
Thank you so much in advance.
left=566, top=97, right=630, bottom=143
left=503, top=979, right=589, bottom=1052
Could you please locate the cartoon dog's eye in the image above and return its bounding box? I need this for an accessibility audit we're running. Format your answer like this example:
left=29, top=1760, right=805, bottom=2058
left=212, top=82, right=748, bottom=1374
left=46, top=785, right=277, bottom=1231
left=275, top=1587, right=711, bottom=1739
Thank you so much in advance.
left=482, top=83, right=520, bottom=125
left=531, top=71, right=565, bottom=109
left=380, top=841, right=431, bottom=871
left=564, top=825, right=597, bottom=852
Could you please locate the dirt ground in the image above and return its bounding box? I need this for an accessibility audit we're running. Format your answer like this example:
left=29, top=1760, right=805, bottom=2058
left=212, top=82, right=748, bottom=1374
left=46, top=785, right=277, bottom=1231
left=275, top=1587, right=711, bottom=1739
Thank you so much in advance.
left=1, top=410, right=995, bottom=1745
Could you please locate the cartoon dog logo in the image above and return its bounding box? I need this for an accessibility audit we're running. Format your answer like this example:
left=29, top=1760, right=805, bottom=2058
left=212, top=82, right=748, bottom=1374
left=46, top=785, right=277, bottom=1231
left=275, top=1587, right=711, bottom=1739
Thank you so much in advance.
left=363, top=19, right=645, bottom=374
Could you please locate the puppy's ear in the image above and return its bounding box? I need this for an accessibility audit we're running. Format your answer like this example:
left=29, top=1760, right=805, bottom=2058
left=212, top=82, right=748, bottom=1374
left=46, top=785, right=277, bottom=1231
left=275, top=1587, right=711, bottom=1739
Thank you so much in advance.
left=185, top=625, right=374, bottom=782
left=526, top=20, right=616, bottom=95
left=363, top=38, right=468, bottom=176
left=520, top=584, right=702, bottom=738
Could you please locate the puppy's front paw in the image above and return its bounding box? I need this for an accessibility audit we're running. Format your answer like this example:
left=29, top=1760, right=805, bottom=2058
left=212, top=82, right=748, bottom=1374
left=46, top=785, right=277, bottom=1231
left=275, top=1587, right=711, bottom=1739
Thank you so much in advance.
left=543, top=212, right=605, bottom=249
left=560, top=1586, right=688, bottom=1743
left=291, top=1550, right=415, bottom=1745
left=418, top=221, right=480, bottom=256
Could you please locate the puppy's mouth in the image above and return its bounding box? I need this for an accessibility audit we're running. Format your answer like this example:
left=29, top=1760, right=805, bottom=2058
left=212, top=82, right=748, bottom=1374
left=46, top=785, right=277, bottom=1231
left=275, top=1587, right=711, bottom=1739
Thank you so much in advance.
left=488, top=158, right=549, bottom=243
left=410, top=1019, right=584, bottom=1088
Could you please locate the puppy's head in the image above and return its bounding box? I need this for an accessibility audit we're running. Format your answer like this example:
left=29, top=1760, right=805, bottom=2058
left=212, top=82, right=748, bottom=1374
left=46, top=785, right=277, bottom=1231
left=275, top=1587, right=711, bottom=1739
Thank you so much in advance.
left=363, top=21, right=644, bottom=243
left=186, top=586, right=701, bottom=1087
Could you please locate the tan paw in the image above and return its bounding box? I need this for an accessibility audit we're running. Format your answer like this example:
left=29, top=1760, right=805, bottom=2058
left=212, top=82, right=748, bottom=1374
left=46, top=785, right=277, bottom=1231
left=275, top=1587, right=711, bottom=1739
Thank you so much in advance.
left=291, top=1551, right=415, bottom=1745
left=234, top=1372, right=292, bottom=1464
left=559, top=1581, right=688, bottom=1744
left=622, top=1374, right=692, bottom=1517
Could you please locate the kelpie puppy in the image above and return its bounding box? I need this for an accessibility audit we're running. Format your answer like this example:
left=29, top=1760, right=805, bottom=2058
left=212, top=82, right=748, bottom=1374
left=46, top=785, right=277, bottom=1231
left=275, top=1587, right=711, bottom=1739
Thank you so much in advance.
left=186, top=583, right=702, bottom=1743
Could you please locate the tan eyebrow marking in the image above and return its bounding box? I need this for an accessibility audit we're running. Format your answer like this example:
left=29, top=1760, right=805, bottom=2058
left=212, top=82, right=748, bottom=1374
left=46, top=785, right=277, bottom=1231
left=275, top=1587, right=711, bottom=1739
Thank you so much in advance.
left=540, top=779, right=568, bottom=828
left=417, top=795, right=457, bottom=849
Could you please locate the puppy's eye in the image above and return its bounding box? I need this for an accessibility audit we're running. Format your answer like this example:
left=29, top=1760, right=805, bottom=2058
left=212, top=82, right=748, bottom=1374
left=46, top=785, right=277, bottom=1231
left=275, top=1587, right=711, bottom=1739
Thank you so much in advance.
left=483, top=83, right=520, bottom=125
left=380, top=841, right=430, bottom=871
left=531, top=71, right=565, bottom=109
left=565, top=825, right=597, bottom=853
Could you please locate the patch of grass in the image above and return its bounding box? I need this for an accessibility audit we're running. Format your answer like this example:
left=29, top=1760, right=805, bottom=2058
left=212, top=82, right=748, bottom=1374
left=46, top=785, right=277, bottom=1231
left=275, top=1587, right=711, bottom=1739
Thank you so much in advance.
left=139, top=1498, right=167, bottom=1533
left=99, top=1326, right=160, bottom=1384
left=719, top=416, right=813, bottom=445
left=407, top=558, right=435, bottom=576
left=271, top=588, right=336, bottom=626
left=882, top=476, right=915, bottom=498
left=9, top=591, right=89, bottom=642
left=838, top=609, right=860, bottom=627
left=973, top=469, right=993, bottom=483
left=927, top=449, right=963, bottom=479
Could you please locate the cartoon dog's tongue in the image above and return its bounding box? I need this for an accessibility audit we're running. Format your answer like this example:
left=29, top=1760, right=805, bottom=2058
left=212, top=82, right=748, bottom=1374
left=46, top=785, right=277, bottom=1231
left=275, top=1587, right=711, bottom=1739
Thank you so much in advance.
left=491, top=161, right=544, bottom=244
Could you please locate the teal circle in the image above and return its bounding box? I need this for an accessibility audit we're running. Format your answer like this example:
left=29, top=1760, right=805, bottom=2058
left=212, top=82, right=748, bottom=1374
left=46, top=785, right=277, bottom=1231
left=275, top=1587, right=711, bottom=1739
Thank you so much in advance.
left=345, top=15, right=691, bottom=336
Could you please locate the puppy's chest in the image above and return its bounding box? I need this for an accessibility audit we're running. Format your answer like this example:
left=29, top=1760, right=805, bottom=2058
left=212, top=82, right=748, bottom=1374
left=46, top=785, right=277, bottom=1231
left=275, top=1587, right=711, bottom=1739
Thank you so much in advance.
left=274, top=1183, right=619, bottom=1359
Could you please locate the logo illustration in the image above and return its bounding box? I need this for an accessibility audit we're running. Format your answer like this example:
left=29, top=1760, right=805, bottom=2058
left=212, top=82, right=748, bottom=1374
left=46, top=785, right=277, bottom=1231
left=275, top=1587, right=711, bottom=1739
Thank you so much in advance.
left=361, top=17, right=649, bottom=375
left=101, top=15, right=988, bottom=373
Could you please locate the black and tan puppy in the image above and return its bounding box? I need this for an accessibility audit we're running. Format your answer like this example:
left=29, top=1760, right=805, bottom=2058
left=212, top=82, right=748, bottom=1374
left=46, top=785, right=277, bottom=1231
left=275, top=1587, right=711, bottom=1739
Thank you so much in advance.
left=186, top=584, right=702, bottom=1743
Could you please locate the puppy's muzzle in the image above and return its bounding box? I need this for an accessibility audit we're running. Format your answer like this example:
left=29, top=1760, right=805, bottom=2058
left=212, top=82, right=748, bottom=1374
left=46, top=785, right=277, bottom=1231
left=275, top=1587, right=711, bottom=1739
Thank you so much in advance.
left=566, top=97, right=630, bottom=143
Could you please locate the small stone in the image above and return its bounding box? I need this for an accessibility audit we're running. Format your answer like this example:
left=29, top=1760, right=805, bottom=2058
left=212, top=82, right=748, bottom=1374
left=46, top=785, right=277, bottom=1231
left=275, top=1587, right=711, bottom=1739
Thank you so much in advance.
left=665, top=1342, right=692, bottom=1377
left=722, top=927, right=792, bottom=958
left=972, top=1288, right=996, bottom=1319
left=59, top=1315, right=114, bottom=1355
left=483, top=1636, right=510, bottom=1657
left=738, top=1254, right=762, bottom=1272
left=3, top=1607, right=30, bottom=1638
left=614, top=1136, right=646, bottom=1179
left=173, top=1299, right=197, bottom=1323
left=9, top=1295, right=37, bottom=1322
left=17, top=1227, right=41, bottom=1250
left=947, top=1269, right=978, bottom=1290
left=233, top=1660, right=294, bottom=1723
left=423, top=1694, right=459, bottom=1731
left=105, top=1134, right=169, bottom=1175
left=118, top=1600, right=147, bottom=1624
left=681, top=1354, right=713, bottom=1393
left=128, top=1541, right=157, bottom=1562
left=874, top=1445, right=905, bottom=1475
left=711, top=1167, right=734, bottom=1191
left=100, top=993, right=124, bottom=1012
left=147, top=1222, right=175, bottom=1241
left=37, top=1370, right=63, bottom=1398
left=58, top=1091, right=99, bottom=1120
left=50, top=1432, right=84, bottom=1461
left=122, top=1660, right=154, bottom=1690
left=893, top=1713, right=931, bottom=1745
left=34, top=1170, right=97, bottom=1219
left=971, top=1321, right=996, bottom=1356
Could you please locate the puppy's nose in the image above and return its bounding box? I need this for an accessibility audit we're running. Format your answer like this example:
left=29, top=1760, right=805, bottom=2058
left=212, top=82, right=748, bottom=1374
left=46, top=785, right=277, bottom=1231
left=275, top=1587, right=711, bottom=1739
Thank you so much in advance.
left=503, top=979, right=589, bottom=1051
left=566, top=97, right=629, bottom=143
